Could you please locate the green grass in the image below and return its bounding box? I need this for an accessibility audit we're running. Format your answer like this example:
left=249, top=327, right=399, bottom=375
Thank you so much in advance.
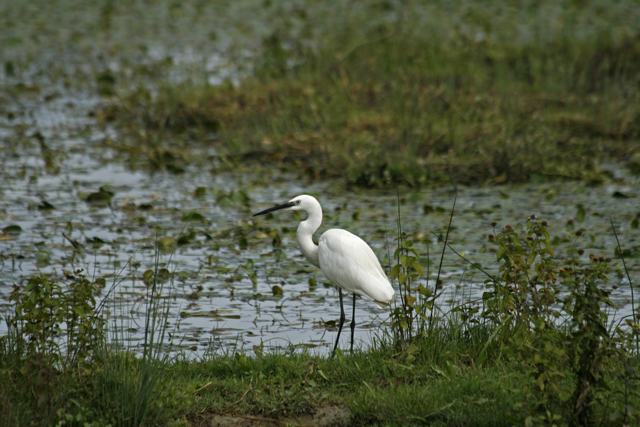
left=2, top=309, right=638, bottom=426
left=168, top=336, right=525, bottom=426
left=107, top=0, right=640, bottom=187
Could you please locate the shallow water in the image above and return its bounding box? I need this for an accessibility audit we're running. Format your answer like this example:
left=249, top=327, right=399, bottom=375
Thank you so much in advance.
left=1, top=0, right=639, bottom=356
left=2, top=147, right=638, bottom=355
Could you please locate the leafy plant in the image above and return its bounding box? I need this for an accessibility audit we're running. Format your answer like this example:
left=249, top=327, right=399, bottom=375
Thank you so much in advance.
left=479, top=217, right=637, bottom=425
left=389, top=192, right=455, bottom=348
left=483, top=217, right=560, bottom=338
left=0, top=270, right=105, bottom=425
left=389, top=231, right=426, bottom=344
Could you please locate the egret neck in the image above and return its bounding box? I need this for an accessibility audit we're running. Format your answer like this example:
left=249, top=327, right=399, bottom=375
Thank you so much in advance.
left=296, top=203, right=322, bottom=268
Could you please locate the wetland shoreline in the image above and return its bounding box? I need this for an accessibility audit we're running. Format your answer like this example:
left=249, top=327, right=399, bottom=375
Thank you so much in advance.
left=1, top=1, right=640, bottom=425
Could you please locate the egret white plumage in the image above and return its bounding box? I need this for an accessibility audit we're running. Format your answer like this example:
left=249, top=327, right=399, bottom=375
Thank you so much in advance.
left=253, top=195, right=395, bottom=354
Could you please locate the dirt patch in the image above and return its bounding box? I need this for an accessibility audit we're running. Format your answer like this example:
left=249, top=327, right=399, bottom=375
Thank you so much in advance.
left=191, top=405, right=351, bottom=427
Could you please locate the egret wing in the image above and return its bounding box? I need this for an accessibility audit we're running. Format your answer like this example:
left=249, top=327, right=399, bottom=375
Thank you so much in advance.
left=318, top=229, right=395, bottom=305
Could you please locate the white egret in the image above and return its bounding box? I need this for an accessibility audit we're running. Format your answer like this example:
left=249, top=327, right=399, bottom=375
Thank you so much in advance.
left=253, top=194, right=395, bottom=354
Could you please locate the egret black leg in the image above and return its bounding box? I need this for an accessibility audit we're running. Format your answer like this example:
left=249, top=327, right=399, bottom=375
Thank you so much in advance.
left=332, top=288, right=346, bottom=356
left=350, top=293, right=356, bottom=353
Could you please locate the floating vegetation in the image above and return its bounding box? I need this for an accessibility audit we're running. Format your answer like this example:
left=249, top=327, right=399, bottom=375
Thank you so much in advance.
left=85, top=189, right=113, bottom=206
left=2, top=225, right=22, bottom=236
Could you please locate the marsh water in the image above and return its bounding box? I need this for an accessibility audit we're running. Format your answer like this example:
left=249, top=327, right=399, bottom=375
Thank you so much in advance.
left=1, top=1, right=639, bottom=356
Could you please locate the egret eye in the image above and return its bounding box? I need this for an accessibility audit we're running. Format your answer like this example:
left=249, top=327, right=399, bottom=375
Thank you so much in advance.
left=296, top=200, right=301, bottom=205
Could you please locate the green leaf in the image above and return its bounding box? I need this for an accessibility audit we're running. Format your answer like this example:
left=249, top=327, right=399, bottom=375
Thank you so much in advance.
left=445, top=361, right=456, bottom=379
left=400, top=255, right=408, bottom=268
left=318, top=369, right=329, bottom=381
left=543, top=239, right=555, bottom=257
left=414, top=285, right=432, bottom=297
left=413, top=263, right=424, bottom=277
left=390, top=264, right=401, bottom=280
left=399, top=272, right=407, bottom=285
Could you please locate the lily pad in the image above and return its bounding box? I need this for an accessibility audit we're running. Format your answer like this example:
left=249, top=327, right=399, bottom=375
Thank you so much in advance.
left=177, top=235, right=193, bottom=245
left=96, top=72, right=116, bottom=96
left=86, top=191, right=112, bottom=205
left=158, top=236, right=177, bottom=251
left=156, top=268, right=172, bottom=283
left=87, top=237, right=107, bottom=247
left=239, top=238, right=248, bottom=250
left=35, top=250, right=51, bottom=263
left=99, top=186, right=115, bottom=196
left=38, top=201, right=56, bottom=210
left=612, top=191, right=630, bottom=199
left=142, top=269, right=154, bottom=287
left=194, top=187, right=207, bottom=197
left=182, top=212, right=205, bottom=222
left=2, top=225, right=22, bottom=235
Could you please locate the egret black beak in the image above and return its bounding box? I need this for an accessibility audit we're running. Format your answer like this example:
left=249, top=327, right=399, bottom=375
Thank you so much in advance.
left=253, top=201, right=295, bottom=217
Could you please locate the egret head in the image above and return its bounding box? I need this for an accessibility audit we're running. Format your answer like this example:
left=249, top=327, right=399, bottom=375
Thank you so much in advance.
left=253, top=194, right=320, bottom=217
